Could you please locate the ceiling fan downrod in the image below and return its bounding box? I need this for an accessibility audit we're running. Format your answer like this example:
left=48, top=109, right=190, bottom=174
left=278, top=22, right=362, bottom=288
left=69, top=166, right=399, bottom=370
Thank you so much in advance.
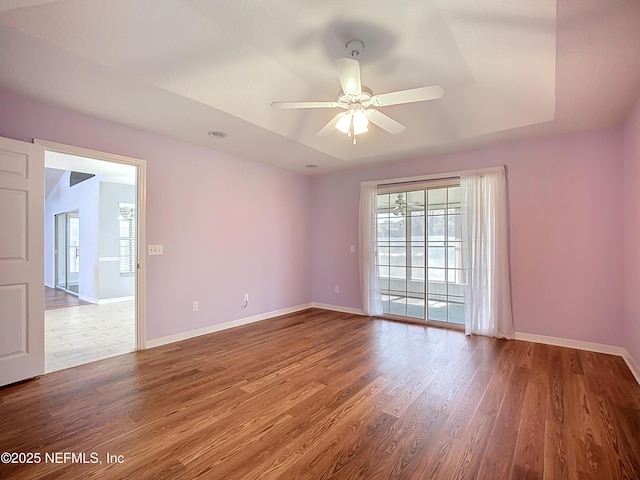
left=345, top=39, right=364, bottom=58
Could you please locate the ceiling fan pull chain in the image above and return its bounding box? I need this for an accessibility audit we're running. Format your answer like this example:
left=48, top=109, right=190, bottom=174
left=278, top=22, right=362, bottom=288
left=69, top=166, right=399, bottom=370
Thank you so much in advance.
left=352, top=116, right=356, bottom=144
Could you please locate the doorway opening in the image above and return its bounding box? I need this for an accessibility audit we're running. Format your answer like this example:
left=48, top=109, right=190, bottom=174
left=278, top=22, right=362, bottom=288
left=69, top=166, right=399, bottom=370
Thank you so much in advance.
left=41, top=141, right=146, bottom=372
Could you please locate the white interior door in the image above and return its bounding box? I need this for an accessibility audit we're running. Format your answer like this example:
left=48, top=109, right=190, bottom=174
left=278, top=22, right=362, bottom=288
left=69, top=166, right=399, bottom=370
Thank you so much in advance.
left=0, top=136, right=44, bottom=386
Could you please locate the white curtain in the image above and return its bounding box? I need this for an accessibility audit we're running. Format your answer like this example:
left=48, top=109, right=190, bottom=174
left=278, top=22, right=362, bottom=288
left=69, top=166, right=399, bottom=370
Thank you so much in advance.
left=359, top=183, right=383, bottom=316
left=460, top=168, right=514, bottom=338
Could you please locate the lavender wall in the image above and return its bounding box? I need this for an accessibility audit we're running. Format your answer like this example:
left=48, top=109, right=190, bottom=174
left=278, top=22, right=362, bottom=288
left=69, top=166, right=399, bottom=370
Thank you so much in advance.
left=623, top=97, right=640, bottom=365
left=1, top=86, right=633, bottom=351
left=310, top=129, right=625, bottom=346
left=0, top=89, right=312, bottom=341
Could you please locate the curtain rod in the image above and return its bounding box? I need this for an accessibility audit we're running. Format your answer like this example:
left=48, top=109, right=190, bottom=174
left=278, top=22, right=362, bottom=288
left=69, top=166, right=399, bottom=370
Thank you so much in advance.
left=361, top=165, right=505, bottom=188
left=379, top=176, right=459, bottom=189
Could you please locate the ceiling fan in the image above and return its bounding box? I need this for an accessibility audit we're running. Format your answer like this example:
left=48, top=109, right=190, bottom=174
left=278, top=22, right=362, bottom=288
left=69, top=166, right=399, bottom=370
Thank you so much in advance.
left=392, top=193, right=424, bottom=215
left=271, top=40, right=444, bottom=144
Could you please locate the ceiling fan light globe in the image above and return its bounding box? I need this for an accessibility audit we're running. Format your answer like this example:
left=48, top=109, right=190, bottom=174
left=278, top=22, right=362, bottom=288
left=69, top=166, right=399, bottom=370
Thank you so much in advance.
left=353, top=123, right=368, bottom=135
left=335, top=113, right=352, bottom=134
left=353, top=110, right=369, bottom=134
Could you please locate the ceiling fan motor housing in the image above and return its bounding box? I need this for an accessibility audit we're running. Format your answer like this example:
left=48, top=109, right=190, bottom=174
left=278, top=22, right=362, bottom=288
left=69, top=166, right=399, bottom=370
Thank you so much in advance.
left=337, top=86, right=373, bottom=108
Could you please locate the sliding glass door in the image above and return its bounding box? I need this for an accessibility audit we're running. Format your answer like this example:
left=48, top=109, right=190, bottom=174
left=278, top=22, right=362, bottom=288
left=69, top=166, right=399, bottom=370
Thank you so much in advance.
left=425, top=186, right=465, bottom=324
left=376, top=190, right=425, bottom=319
left=54, top=210, right=80, bottom=295
left=376, top=183, right=466, bottom=326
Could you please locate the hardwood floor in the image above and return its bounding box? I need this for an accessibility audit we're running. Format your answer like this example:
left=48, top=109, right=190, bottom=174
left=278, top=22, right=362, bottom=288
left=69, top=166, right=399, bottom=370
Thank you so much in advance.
left=45, top=286, right=91, bottom=310
left=1, top=309, right=639, bottom=479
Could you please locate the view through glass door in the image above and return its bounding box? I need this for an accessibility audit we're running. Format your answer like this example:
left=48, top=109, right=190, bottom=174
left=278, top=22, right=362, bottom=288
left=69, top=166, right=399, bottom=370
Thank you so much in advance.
left=55, top=210, right=80, bottom=295
left=376, top=183, right=466, bottom=326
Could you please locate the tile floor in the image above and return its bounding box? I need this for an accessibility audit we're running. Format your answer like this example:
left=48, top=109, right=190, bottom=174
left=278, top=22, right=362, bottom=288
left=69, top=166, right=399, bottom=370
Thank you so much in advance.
left=45, top=301, right=136, bottom=373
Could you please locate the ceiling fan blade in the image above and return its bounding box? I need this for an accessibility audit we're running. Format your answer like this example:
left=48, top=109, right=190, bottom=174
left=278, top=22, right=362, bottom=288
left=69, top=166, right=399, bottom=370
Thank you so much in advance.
left=271, top=101, right=339, bottom=109
left=366, top=109, right=406, bottom=134
left=371, top=85, right=444, bottom=107
left=335, top=58, right=362, bottom=96
left=316, top=113, right=345, bottom=136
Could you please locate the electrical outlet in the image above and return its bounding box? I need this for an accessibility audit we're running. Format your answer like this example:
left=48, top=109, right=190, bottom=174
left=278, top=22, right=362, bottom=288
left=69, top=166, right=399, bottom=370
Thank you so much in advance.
left=192, top=301, right=198, bottom=311
left=334, top=285, right=340, bottom=293
left=243, top=293, right=249, bottom=303
left=148, top=245, right=163, bottom=255
left=350, top=245, right=355, bottom=253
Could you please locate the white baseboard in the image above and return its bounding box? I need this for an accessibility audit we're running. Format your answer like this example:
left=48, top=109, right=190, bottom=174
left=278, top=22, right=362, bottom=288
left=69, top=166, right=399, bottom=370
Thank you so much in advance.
left=514, top=332, right=626, bottom=356
left=310, top=302, right=364, bottom=315
left=515, top=331, right=640, bottom=386
left=77, top=295, right=133, bottom=304
left=145, top=303, right=312, bottom=349
left=98, top=296, right=134, bottom=305
left=622, top=350, right=640, bottom=385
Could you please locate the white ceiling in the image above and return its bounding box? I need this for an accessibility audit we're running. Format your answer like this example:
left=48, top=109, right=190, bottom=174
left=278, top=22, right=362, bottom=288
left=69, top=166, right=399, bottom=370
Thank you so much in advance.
left=1, top=0, right=639, bottom=174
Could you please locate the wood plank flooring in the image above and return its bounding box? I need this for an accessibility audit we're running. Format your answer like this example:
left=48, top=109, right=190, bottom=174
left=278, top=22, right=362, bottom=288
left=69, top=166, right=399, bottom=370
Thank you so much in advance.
left=1, top=309, right=639, bottom=479
left=45, top=286, right=91, bottom=310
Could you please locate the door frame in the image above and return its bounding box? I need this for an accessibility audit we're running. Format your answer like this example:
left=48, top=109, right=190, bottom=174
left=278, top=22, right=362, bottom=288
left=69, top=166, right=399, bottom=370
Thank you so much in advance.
left=37, top=139, right=147, bottom=350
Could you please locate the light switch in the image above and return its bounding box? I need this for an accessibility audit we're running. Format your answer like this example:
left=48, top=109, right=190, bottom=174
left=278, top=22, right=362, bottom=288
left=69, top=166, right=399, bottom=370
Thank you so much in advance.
left=148, top=245, right=163, bottom=255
